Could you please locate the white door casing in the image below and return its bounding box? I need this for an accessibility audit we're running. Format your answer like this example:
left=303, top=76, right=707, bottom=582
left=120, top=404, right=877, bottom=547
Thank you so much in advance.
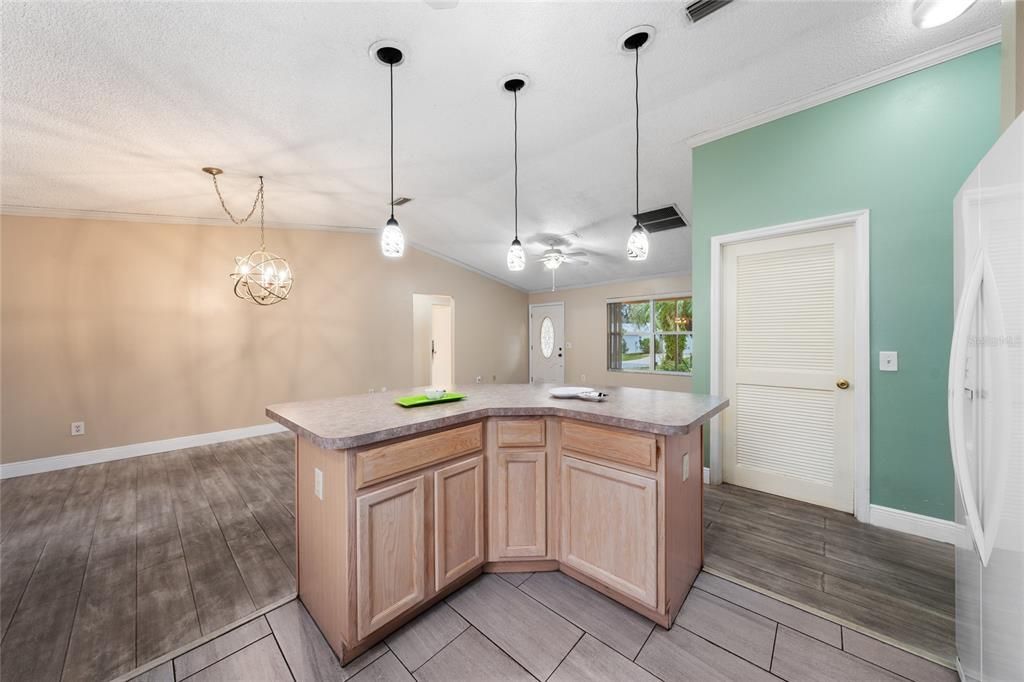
left=529, top=303, right=565, bottom=384
left=711, top=210, right=870, bottom=519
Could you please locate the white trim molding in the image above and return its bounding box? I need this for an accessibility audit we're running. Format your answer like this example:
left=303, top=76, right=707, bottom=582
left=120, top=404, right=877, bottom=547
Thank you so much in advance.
left=687, top=26, right=1001, bottom=148
left=0, top=422, right=289, bottom=479
left=709, top=209, right=871, bottom=522
left=869, top=504, right=963, bottom=545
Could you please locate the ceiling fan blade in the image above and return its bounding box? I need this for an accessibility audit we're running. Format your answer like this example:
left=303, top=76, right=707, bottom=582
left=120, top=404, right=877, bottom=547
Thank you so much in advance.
left=563, top=250, right=588, bottom=257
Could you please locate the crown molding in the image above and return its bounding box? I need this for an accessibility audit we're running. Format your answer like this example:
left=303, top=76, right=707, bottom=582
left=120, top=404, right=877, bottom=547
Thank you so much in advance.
left=687, top=26, right=1001, bottom=148
left=0, top=204, right=531, bottom=293
left=0, top=204, right=375, bottom=234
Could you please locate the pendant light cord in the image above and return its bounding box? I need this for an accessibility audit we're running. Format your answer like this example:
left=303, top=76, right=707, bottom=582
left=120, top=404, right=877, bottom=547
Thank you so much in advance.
left=514, top=87, right=519, bottom=241
left=389, top=61, right=395, bottom=221
left=634, top=45, right=640, bottom=225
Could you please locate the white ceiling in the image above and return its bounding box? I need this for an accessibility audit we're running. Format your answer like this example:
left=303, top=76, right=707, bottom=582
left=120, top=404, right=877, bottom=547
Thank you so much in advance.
left=1, top=0, right=1002, bottom=291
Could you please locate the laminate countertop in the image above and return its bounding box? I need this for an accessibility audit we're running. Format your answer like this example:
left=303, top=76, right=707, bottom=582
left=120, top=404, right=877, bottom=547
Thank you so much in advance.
left=267, top=383, right=728, bottom=451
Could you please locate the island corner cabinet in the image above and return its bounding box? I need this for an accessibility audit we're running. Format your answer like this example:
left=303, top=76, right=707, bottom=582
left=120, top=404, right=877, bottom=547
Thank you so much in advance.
left=267, top=384, right=727, bottom=664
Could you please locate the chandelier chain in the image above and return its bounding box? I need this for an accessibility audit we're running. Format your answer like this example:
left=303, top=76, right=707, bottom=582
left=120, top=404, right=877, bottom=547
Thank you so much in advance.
left=211, top=172, right=265, bottom=238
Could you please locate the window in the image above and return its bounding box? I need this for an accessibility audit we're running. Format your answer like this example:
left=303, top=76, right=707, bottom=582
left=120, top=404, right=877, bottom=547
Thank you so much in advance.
left=608, top=295, right=692, bottom=374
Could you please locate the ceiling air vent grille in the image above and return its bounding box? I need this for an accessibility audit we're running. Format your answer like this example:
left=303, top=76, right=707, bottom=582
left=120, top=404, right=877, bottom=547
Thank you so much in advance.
left=634, top=205, right=688, bottom=233
left=685, top=0, right=733, bottom=23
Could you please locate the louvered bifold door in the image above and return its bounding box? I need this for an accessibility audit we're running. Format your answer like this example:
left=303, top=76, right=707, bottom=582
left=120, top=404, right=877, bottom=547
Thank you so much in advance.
left=721, top=225, right=855, bottom=512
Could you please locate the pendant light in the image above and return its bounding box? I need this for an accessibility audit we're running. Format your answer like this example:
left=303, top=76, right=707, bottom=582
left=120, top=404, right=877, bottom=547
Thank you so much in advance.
left=504, top=76, right=526, bottom=271
left=203, top=167, right=293, bottom=305
left=623, top=30, right=650, bottom=262
left=377, top=45, right=405, bottom=258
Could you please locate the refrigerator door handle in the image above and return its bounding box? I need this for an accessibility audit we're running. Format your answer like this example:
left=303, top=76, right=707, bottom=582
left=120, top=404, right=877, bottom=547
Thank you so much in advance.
left=948, top=250, right=1010, bottom=567
left=949, top=251, right=989, bottom=564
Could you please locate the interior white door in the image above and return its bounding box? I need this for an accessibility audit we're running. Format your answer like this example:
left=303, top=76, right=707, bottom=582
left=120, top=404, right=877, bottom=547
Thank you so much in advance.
left=530, top=303, right=564, bottom=384
left=431, top=303, right=453, bottom=389
left=721, top=225, right=856, bottom=512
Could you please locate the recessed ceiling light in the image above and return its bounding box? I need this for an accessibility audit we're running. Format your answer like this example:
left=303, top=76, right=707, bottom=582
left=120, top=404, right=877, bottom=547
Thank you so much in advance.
left=911, top=0, right=977, bottom=29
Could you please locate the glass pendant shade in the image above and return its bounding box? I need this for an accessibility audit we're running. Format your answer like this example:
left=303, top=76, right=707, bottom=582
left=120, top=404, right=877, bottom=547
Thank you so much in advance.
left=381, top=217, right=405, bottom=258
left=507, top=238, right=525, bottom=271
left=626, top=224, right=649, bottom=261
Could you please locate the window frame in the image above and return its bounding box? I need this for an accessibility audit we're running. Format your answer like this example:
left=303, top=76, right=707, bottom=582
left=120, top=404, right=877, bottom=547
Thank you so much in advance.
left=607, top=293, right=693, bottom=376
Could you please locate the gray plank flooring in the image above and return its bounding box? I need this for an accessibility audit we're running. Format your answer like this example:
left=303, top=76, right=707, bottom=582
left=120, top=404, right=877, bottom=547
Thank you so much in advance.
left=1, top=436, right=956, bottom=680
left=0, top=433, right=296, bottom=682
left=703, top=482, right=956, bottom=663
left=124, top=569, right=954, bottom=682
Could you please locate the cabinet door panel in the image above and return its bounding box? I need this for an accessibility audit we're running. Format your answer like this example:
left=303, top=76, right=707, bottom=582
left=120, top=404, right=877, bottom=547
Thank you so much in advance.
left=356, top=476, right=426, bottom=639
left=493, top=450, right=547, bottom=559
left=560, top=456, right=658, bottom=608
left=434, top=456, right=485, bottom=590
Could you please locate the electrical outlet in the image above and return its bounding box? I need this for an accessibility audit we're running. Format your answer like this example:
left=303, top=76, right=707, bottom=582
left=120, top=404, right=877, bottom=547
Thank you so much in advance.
left=71, top=421, right=85, bottom=436
left=314, top=467, right=324, bottom=501
left=580, top=373, right=587, bottom=382
left=475, top=376, right=482, bottom=383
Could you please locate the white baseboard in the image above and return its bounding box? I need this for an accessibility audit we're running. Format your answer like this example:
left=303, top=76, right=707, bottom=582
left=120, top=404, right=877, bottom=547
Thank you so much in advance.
left=0, top=422, right=290, bottom=479
left=703, top=466, right=710, bottom=484
left=869, top=504, right=963, bottom=545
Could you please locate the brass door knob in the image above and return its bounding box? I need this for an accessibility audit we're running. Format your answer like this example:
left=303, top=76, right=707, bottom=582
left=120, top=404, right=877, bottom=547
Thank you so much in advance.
left=836, top=379, right=850, bottom=390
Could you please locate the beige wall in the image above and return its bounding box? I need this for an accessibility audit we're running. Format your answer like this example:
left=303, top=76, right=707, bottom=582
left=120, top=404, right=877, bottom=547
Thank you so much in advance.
left=1002, top=0, right=1024, bottom=130
left=1, top=215, right=528, bottom=463
left=999, top=0, right=1024, bottom=129
left=528, top=275, right=693, bottom=393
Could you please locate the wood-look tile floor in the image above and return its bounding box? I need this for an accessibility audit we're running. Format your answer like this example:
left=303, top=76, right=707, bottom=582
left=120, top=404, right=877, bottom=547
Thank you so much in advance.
left=0, top=434, right=956, bottom=680
left=0, top=434, right=297, bottom=682
left=703, top=483, right=956, bottom=665
left=126, top=571, right=956, bottom=682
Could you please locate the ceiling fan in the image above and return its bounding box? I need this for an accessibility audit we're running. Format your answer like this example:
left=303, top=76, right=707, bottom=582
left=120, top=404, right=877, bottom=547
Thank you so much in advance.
left=537, top=244, right=589, bottom=270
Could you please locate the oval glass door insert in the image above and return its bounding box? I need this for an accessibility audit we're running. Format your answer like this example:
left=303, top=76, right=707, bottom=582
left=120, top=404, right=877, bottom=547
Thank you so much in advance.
left=540, top=317, right=555, bottom=358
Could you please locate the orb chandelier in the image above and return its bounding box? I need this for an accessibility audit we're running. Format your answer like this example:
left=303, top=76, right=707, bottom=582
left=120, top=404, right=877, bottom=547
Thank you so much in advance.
left=504, top=76, right=527, bottom=272
left=623, top=29, right=650, bottom=262
left=203, top=167, right=293, bottom=305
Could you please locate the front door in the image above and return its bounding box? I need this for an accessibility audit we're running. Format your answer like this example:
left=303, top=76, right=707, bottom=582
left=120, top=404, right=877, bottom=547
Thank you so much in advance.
left=721, top=225, right=856, bottom=512
left=530, top=303, right=564, bottom=384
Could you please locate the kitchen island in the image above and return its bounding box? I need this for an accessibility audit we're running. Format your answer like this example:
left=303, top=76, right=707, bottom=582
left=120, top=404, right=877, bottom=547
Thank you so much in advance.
left=267, top=384, right=727, bottom=663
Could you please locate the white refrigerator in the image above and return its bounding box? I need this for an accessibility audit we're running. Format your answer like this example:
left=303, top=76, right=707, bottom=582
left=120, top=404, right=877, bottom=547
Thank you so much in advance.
left=950, top=112, right=1023, bottom=682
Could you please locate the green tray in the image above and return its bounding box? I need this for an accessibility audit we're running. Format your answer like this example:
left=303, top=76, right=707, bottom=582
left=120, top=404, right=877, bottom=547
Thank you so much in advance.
left=394, top=392, right=467, bottom=408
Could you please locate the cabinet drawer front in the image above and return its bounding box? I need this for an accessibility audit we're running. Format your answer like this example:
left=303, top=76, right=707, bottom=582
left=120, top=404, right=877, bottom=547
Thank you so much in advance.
left=496, top=419, right=546, bottom=447
left=356, top=476, right=426, bottom=640
left=560, top=456, right=658, bottom=608
left=434, top=456, right=485, bottom=590
left=561, top=421, right=657, bottom=472
left=357, top=422, right=483, bottom=489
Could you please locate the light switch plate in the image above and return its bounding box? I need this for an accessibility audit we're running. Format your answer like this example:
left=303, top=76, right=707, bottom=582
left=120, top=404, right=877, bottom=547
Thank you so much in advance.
left=880, top=351, right=898, bottom=372
left=314, top=467, right=324, bottom=501
left=682, top=454, right=690, bottom=481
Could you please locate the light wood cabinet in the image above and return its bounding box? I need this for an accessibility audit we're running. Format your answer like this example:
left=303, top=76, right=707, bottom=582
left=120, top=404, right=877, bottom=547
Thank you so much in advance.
left=561, top=420, right=658, bottom=472
left=559, top=455, right=659, bottom=609
left=491, top=449, right=547, bottom=559
left=356, top=475, right=426, bottom=640
left=356, top=422, right=483, bottom=489
left=434, top=456, right=485, bottom=590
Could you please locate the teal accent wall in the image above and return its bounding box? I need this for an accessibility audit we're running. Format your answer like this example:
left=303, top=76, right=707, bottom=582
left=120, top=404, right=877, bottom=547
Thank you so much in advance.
left=692, top=46, right=1001, bottom=520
